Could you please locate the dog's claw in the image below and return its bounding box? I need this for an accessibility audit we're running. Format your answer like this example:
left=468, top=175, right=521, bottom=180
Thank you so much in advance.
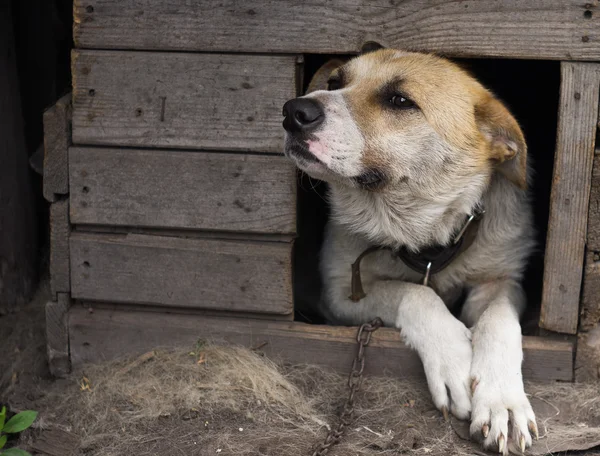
left=498, top=434, right=505, bottom=454
left=482, top=424, right=489, bottom=438
left=528, top=420, right=539, bottom=440
left=519, top=435, right=526, bottom=453
left=441, top=406, right=449, bottom=422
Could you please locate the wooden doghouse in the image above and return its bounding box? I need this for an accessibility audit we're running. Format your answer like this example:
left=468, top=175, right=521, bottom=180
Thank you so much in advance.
left=44, top=1, right=600, bottom=382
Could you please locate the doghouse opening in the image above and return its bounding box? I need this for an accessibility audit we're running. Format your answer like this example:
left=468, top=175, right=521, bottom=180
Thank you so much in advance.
left=293, top=55, right=560, bottom=336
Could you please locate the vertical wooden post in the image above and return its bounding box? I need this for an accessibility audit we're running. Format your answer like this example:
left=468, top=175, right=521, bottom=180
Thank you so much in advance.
left=0, top=0, right=38, bottom=313
left=43, top=94, right=72, bottom=202
left=50, top=199, right=71, bottom=298
left=540, top=62, right=600, bottom=335
left=46, top=293, right=71, bottom=377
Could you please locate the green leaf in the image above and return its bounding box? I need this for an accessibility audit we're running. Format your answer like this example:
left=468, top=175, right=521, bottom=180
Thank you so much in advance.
left=1, top=448, right=32, bottom=456
left=0, top=406, right=6, bottom=431
left=0, top=435, right=7, bottom=450
left=2, top=411, right=37, bottom=434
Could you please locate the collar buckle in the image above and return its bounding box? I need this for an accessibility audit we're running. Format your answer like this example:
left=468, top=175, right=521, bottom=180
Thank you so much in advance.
left=453, top=207, right=486, bottom=245
left=422, top=261, right=432, bottom=287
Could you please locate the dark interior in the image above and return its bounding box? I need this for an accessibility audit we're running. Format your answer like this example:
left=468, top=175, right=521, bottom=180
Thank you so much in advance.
left=293, top=54, right=561, bottom=335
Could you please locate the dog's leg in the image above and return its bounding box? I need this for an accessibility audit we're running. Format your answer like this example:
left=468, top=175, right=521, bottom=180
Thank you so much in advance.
left=461, top=280, right=537, bottom=455
left=325, top=280, right=473, bottom=419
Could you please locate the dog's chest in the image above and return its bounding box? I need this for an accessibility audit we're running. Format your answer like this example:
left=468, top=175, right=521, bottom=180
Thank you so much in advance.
left=360, top=249, right=466, bottom=309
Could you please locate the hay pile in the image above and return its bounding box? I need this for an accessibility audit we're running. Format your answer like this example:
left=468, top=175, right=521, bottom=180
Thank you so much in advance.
left=12, top=343, right=600, bottom=456
left=2, top=283, right=600, bottom=455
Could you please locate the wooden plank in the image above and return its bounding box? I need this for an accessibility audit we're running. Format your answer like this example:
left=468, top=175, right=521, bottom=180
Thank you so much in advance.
left=70, top=232, right=293, bottom=314
left=587, top=155, right=600, bottom=251
left=540, top=62, right=600, bottom=335
left=73, top=0, right=600, bottom=60
left=50, top=199, right=70, bottom=297
left=582, top=251, right=600, bottom=333
left=69, top=147, right=296, bottom=234
left=68, top=306, right=574, bottom=382
left=43, top=94, right=71, bottom=202
left=30, top=428, right=80, bottom=456
left=45, top=293, right=71, bottom=377
left=575, top=330, right=600, bottom=382
left=578, top=251, right=600, bottom=381
left=71, top=50, right=297, bottom=152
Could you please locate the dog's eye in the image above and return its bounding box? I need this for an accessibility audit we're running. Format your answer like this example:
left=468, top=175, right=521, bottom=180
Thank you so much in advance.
left=390, top=94, right=415, bottom=108
left=327, top=78, right=342, bottom=91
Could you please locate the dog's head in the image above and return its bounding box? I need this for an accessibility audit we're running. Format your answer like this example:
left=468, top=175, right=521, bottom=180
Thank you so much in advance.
left=282, top=49, right=527, bottom=194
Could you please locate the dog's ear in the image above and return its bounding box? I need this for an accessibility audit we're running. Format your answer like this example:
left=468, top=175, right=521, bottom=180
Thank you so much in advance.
left=475, top=94, right=527, bottom=190
left=306, top=58, right=348, bottom=94
left=360, top=41, right=385, bottom=55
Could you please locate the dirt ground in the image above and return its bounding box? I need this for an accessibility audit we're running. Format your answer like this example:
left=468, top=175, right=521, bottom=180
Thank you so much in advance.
left=1, top=282, right=600, bottom=456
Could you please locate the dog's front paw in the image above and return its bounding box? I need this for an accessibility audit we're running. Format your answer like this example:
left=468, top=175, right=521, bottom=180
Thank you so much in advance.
left=419, top=320, right=473, bottom=421
left=469, top=373, right=538, bottom=455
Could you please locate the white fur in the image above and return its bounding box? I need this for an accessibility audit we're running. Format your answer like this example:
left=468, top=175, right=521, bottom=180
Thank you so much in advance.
left=283, top=51, right=538, bottom=454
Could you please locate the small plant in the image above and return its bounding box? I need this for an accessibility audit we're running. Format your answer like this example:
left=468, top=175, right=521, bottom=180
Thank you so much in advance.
left=0, top=406, right=38, bottom=456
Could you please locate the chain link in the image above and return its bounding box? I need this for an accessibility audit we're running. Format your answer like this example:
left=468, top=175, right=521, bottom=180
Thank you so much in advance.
left=311, top=317, right=384, bottom=456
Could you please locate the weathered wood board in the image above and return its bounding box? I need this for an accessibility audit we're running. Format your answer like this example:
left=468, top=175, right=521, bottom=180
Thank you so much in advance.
left=581, top=252, right=600, bottom=333
left=43, top=93, right=71, bottom=202
left=73, top=0, right=600, bottom=60
left=30, top=427, right=80, bottom=456
left=46, top=293, right=71, bottom=377
left=579, top=153, right=600, bottom=381
left=540, top=62, right=600, bottom=335
left=578, top=248, right=600, bottom=381
left=50, top=199, right=70, bottom=297
left=69, top=147, right=296, bottom=234
left=71, top=50, right=298, bottom=152
left=587, top=152, right=600, bottom=251
left=68, top=306, right=574, bottom=382
left=576, top=330, right=600, bottom=382
left=70, top=232, right=293, bottom=314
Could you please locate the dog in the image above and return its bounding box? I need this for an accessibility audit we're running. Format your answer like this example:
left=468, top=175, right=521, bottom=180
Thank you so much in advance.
left=282, top=48, right=538, bottom=455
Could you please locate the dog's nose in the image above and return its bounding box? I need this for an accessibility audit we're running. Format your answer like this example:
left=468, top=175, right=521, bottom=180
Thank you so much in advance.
left=282, top=98, right=324, bottom=133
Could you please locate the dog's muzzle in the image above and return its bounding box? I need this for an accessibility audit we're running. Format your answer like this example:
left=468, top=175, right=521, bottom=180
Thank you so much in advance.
left=282, top=97, right=324, bottom=134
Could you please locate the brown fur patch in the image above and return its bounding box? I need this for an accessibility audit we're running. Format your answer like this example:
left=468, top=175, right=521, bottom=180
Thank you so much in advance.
left=333, top=49, right=525, bottom=185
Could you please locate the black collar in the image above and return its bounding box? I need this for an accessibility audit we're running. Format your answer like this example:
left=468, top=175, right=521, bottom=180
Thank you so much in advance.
left=350, top=207, right=485, bottom=302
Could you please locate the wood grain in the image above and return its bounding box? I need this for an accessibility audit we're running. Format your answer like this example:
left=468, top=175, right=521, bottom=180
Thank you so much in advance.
left=582, top=251, right=600, bottom=332
left=579, top=155, right=600, bottom=381
left=540, top=62, right=600, bottom=335
left=576, top=250, right=600, bottom=383
left=30, top=428, right=80, bottom=456
left=68, top=306, right=574, bottom=382
left=46, top=293, right=71, bottom=377
left=73, top=0, right=600, bottom=60
left=587, top=155, right=600, bottom=251
left=43, top=93, right=71, bottom=202
left=50, top=199, right=70, bottom=297
left=69, top=147, right=296, bottom=234
left=70, top=232, right=293, bottom=314
left=71, top=50, right=297, bottom=152
left=575, top=330, right=600, bottom=382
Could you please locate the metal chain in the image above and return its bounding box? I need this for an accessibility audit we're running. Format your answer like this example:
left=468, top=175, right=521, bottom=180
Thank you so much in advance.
left=311, top=317, right=384, bottom=456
